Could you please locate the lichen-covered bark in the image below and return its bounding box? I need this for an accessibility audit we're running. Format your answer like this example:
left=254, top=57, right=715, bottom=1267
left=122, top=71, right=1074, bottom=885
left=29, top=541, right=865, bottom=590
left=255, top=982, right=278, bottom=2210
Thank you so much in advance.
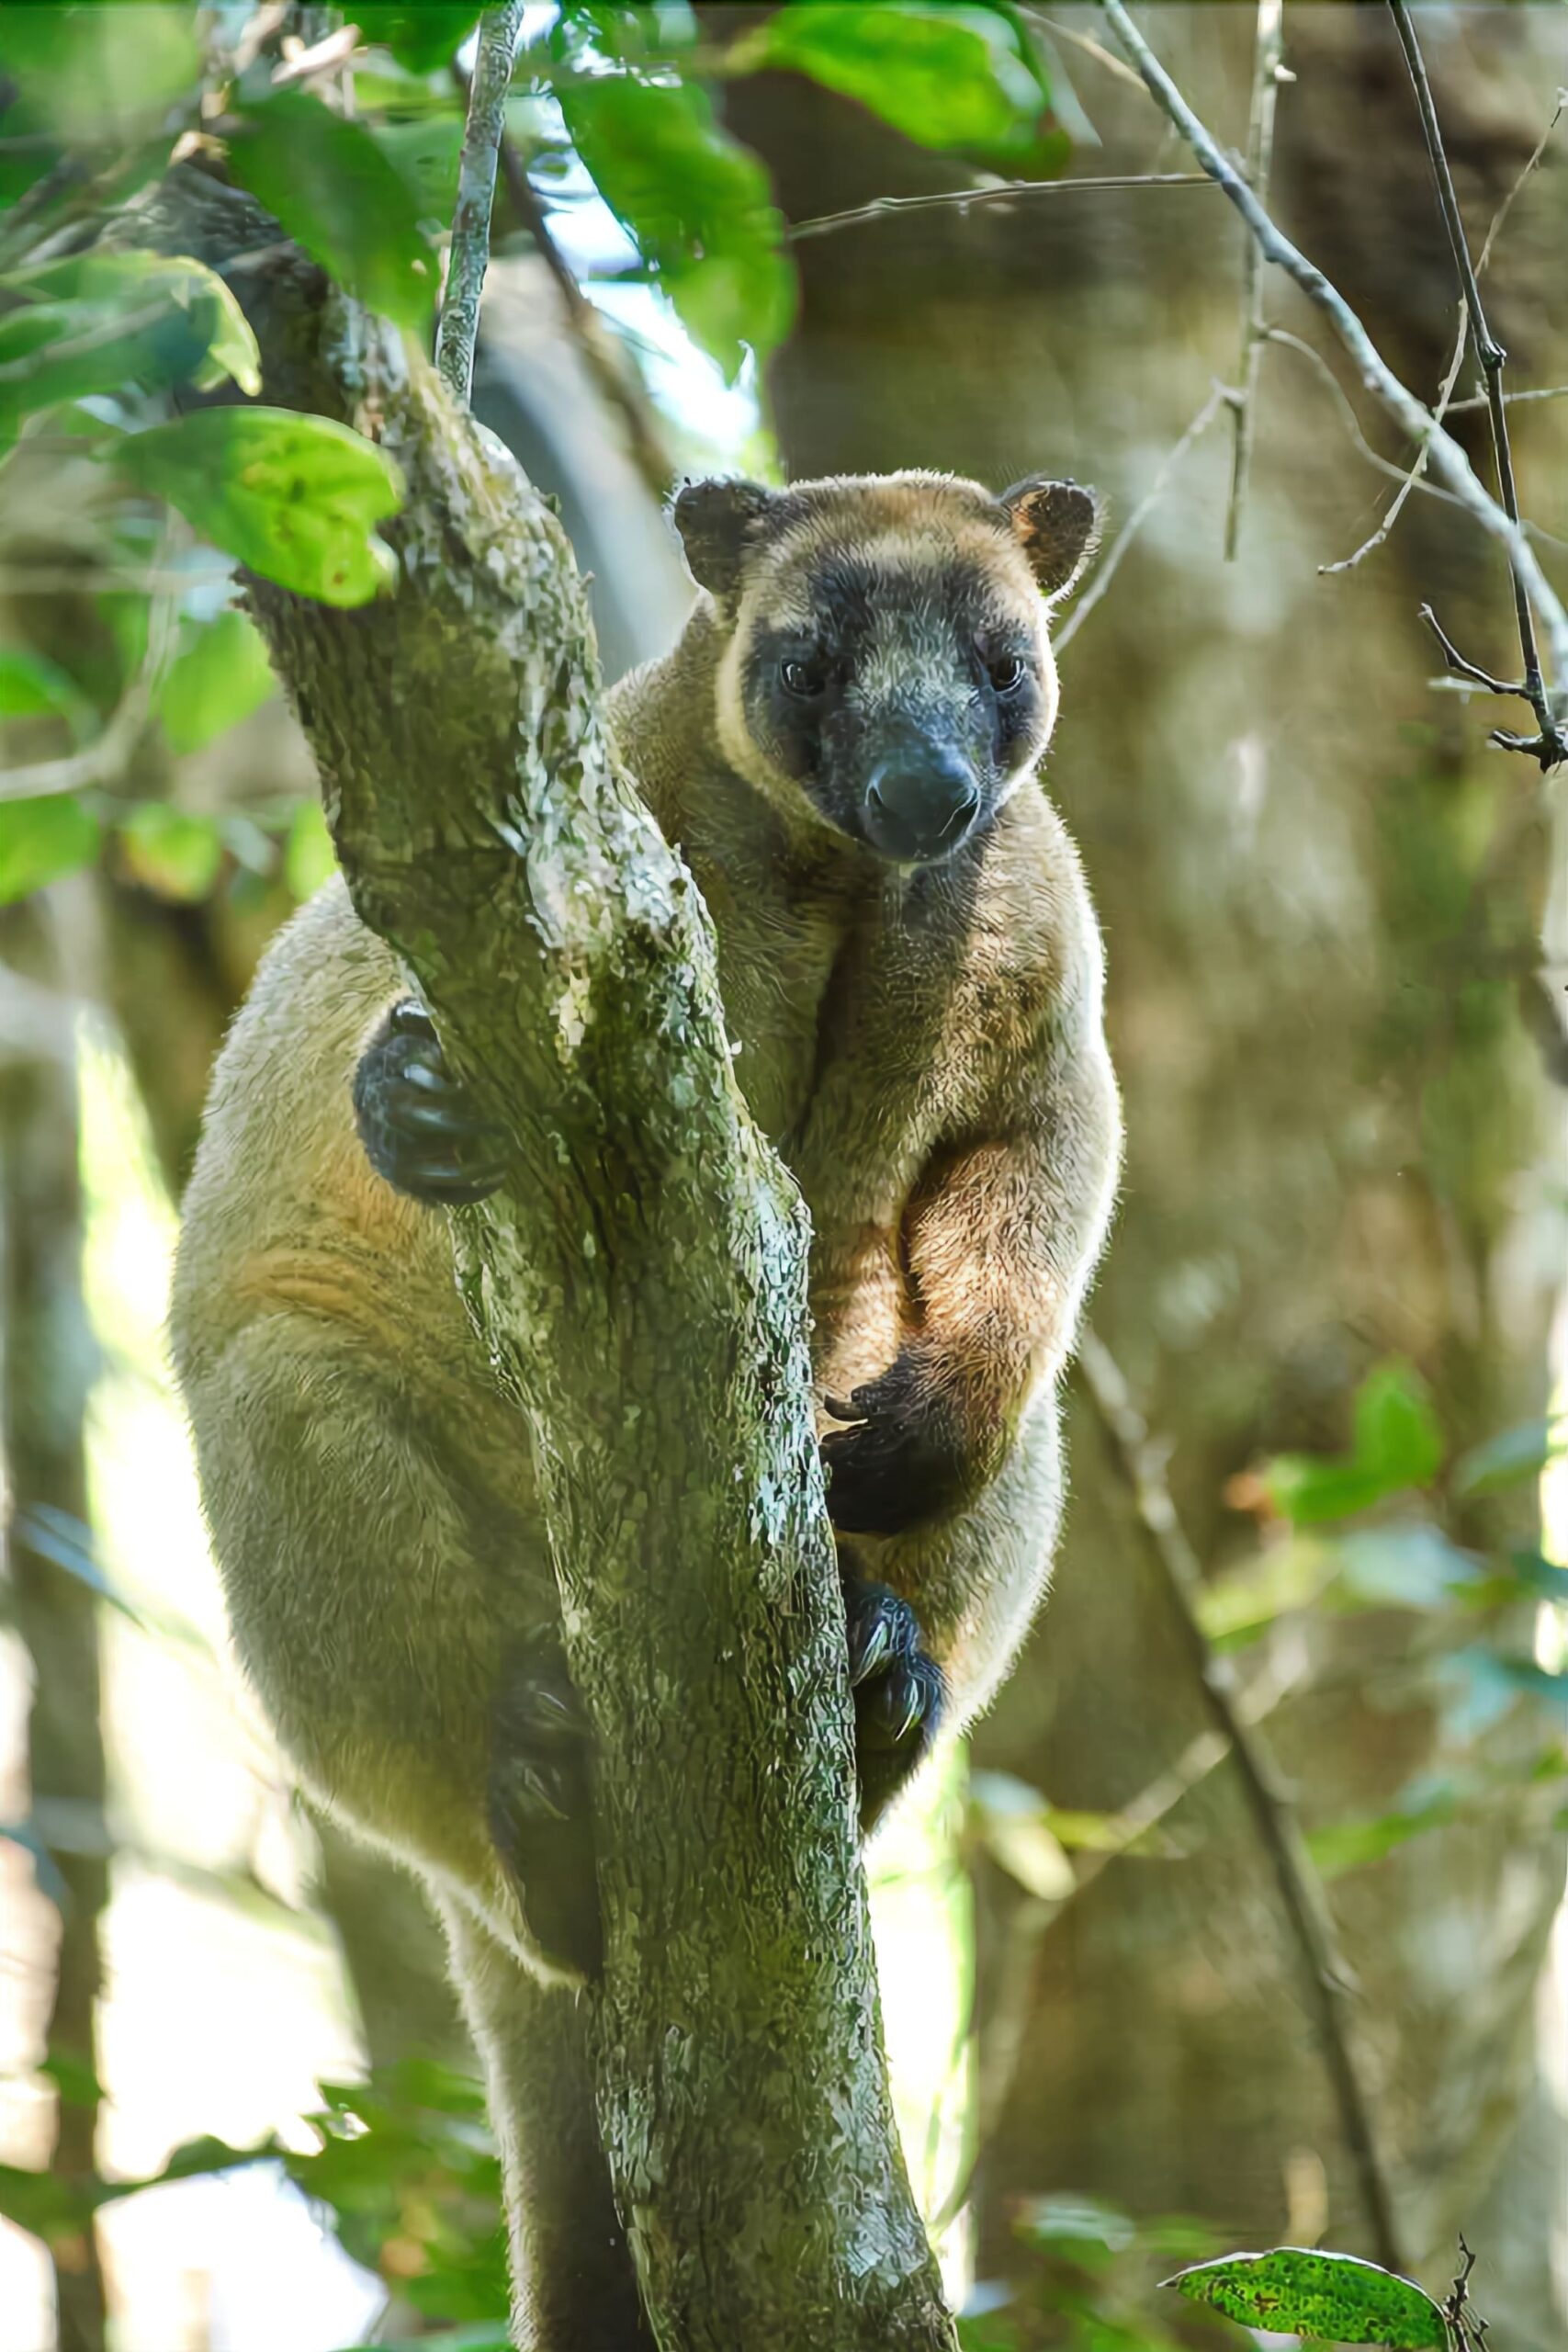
left=143, top=169, right=951, bottom=2348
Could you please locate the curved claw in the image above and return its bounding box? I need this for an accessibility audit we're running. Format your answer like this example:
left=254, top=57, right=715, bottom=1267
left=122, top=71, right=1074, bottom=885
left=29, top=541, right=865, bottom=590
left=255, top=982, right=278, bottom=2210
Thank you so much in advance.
left=353, top=998, right=510, bottom=1207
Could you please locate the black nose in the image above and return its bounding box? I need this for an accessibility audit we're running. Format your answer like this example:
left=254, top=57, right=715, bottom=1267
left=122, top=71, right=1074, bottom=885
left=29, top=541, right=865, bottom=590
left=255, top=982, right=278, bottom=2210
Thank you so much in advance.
left=863, top=748, right=980, bottom=863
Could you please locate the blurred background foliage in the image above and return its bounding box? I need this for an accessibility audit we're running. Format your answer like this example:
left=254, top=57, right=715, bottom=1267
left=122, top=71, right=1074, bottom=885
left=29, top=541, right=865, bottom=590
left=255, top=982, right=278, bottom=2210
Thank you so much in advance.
left=0, top=5, right=1564, bottom=2349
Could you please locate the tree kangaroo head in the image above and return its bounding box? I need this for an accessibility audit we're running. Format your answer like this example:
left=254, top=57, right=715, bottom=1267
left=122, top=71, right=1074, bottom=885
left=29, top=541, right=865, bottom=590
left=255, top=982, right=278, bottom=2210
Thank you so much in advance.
left=674, top=469, right=1098, bottom=866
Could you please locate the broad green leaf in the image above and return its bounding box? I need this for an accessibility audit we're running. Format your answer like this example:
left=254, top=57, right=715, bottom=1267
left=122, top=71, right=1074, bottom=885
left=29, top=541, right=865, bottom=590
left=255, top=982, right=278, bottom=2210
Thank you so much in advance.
left=0, top=294, right=213, bottom=429
left=117, top=804, right=224, bottom=901
left=558, top=74, right=795, bottom=379
left=1014, top=2193, right=1137, bottom=2260
left=157, top=612, right=276, bottom=755
left=0, top=647, right=93, bottom=737
left=734, top=4, right=1046, bottom=155
left=110, top=408, right=403, bottom=608
left=1337, top=1523, right=1483, bottom=1611
left=284, top=800, right=337, bottom=900
left=1452, top=1414, right=1567, bottom=1498
left=1168, top=2248, right=1447, bottom=2348
left=355, top=6, right=487, bottom=73
left=1265, top=1362, right=1443, bottom=1525
left=1307, top=1791, right=1458, bottom=1880
left=227, top=89, right=436, bottom=336
left=9, top=249, right=262, bottom=397
left=373, top=115, right=466, bottom=225
left=1509, top=1548, right=1568, bottom=1601
left=0, top=796, right=101, bottom=903
left=0, top=6, right=199, bottom=144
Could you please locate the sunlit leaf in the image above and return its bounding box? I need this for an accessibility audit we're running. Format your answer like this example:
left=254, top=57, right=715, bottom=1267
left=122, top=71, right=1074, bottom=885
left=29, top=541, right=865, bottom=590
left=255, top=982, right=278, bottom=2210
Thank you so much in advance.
left=1307, top=1792, right=1459, bottom=1880
left=733, top=3, right=1047, bottom=155
left=967, top=1772, right=1075, bottom=1899
left=0, top=647, right=93, bottom=737
left=117, top=803, right=224, bottom=901
left=1168, top=2248, right=1447, bottom=2348
left=0, top=6, right=199, bottom=144
left=1197, top=1535, right=1337, bottom=1644
left=558, top=73, right=795, bottom=379
left=1337, top=1523, right=1484, bottom=1611
left=227, top=89, right=436, bottom=336
left=1452, top=1414, right=1567, bottom=1499
left=1264, top=1362, right=1443, bottom=1524
left=110, top=408, right=403, bottom=608
left=157, top=611, right=276, bottom=755
left=284, top=800, right=337, bottom=900
left=0, top=795, right=101, bottom=903
left=1015, top=2193, right=1137, bottom=2261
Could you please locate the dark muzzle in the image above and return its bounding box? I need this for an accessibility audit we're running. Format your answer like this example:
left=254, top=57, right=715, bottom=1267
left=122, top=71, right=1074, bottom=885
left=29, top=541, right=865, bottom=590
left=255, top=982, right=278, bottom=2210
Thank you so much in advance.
left=862, top=743, right=980, bottom=863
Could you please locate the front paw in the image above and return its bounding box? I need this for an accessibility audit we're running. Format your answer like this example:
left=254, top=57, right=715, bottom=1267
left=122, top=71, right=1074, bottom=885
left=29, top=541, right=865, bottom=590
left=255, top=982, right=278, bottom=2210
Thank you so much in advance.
left=842, top=1575, right=944, bottom=1832
left=352, top=1000, right=509, bottom=1207
left=821, top=1350, right=969, bottom=1536
left=489, top=1650, right=602, bottom=1980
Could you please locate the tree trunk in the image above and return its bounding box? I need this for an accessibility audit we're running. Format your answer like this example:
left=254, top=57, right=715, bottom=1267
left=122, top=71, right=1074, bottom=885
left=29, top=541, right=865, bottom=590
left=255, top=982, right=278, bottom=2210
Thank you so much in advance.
left=139, top=164, right=953, bottom=2349
left=0, top=899, right=108, bottom=2352
left=728, top=6, right=1565, bottom=2338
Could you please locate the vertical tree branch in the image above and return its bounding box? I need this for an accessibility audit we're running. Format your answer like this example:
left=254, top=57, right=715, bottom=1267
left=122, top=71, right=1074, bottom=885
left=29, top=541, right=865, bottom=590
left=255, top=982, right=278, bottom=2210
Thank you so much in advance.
left=1075, top=1333, right=1405, bottom=2274
left=1385, top=0, right=1566, bottom=767
left=1224, top=0, right=1283, bottom=560
left=1, top=903, right=108, bottom=2352
left=435, top=2, right=525, bottom=408
left=1095, top=0, right=1568, bottom=741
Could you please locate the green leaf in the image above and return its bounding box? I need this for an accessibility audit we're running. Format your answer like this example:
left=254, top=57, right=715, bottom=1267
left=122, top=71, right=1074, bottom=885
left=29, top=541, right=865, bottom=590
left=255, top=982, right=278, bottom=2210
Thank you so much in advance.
left=1509, top=1548, right=1568, bottom=1602
left=1452, top=1414, right=1567, bottom=1498
left=1337, top=1523, right=1484, bottom=1612
left=373, top=115, right=465, bottom=224
left=284, top=800, right=337, bottom=900
left=0, top=6, right=200, bottom=144
left=733, top=4, right=1046, bottom=154
left=0, top=293, right=213, bottom=431
left=1168, top=2248, right=1447, bottom=2348
left=356, top=6, right=487, bottom=73
left=967, top=1772, right=1074, bottom=1899
left=558, top=74, right=795, bottom=379
left=227, top=89, right=436, bottom=336
left=110, top=407, right=403, bottom=608
left=116, top=804, right=224, bottom=902
left=1307, top=1792, right=1459, bottom=1880
left=1264, top=1362, right=1444, bottom=1525
left=0, top=796, right=101, bottom=903
left=8, top=249, right=261, bottom=397
left=0, top=647, right=93, bottom=737
left=157, top=612, right=276, bottom=756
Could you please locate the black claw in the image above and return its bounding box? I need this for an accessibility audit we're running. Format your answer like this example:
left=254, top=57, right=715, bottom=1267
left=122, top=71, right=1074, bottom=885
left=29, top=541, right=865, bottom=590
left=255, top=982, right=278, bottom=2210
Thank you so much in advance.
left=353, top=999, right=509, bottom=1207
left=840, top=1576, right=944, bottom=1832
left=490, top=1649, right=602, bottom=1979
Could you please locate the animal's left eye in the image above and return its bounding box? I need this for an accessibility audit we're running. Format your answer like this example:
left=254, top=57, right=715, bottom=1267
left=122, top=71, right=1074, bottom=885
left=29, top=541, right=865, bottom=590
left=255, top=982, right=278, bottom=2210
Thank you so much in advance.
left=987, top=653, right=1027, bottom=695
left=782, top=657, right=827, bottom=699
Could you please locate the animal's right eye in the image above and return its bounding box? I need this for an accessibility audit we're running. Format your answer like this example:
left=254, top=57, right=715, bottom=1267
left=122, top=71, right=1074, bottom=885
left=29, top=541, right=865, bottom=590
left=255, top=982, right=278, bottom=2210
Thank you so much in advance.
left=781, top=657, right=826, bottom=699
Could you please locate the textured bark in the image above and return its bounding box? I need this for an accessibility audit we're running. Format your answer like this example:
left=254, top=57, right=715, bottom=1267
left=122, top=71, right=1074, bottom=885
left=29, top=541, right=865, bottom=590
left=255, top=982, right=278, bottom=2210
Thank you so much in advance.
left=140, top=167, right=952, bottom=2348
left=0, top=900, right=107, bottom=2352
left=728, top=6, right=1566, bottom=2339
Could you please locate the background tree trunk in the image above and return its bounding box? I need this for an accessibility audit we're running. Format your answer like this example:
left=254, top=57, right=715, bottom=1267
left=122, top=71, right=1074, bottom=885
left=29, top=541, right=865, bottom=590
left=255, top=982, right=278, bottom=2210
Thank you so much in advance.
left=0, top=898, right=108, bottom=2352
left=728, top=6, right=1566, bottom=2338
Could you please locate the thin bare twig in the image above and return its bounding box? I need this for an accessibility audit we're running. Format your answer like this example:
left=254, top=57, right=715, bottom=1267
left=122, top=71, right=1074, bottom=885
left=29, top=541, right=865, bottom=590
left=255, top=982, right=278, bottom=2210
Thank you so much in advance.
left=789, top=172, right=1213, bottom=243
left=435, top=2, right=524, bottom=409
left=1321, top=307, right=1468, bottom=578
left=1022, top=11, right=1147, bottom=95
left=1449, top=380, right=1568, bottom=413
left=1386, top=3, right=1567, bottom=767
left=1096, top=0, right=1568, bottom=754
left=1075, top=1330, right=1406, bottom=2274
left=1054, top=380, right=1234, bottom=656
left=1, top=561, right=178, bottom=803
left=1224, top=0, right=1283, bottom=560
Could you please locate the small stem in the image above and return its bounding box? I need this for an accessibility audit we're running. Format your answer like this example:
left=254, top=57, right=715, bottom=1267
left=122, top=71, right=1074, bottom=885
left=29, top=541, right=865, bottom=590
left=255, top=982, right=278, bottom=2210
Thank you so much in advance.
left=435, top=2, right=525, bottom=409
left=1076, top=1332, right=1406, bottom=2274
left=1386, top=1, right=1559, bottom=757
left=789, top=172, right=1213, bottom=243
left=1224, top=0, right=1283, bottom=560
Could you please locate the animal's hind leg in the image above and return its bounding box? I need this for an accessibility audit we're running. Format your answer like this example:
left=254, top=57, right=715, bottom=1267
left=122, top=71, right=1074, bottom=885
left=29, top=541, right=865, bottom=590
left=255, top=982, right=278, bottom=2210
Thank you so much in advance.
left=439, top=1902, right=654, bottom=2352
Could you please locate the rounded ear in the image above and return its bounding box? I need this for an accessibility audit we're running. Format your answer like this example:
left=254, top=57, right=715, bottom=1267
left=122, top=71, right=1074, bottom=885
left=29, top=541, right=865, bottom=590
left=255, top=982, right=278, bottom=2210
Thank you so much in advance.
left=999, top=476, right=1100, bottom=598
left=671, top=477, right=779, bottom=598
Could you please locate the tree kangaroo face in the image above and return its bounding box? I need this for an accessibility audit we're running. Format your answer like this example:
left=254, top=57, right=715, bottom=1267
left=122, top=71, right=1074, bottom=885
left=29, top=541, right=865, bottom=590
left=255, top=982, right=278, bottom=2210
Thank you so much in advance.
left=675, top=470, right=1099, bottom=868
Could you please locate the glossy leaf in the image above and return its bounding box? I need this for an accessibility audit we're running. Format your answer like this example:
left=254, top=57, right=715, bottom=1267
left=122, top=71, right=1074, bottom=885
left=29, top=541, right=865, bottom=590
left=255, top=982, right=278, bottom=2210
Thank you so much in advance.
left=733, top=4, right=1045, bottom=154
left=1265, top=1361, right=1444, bottom=1525
left=1168, top=2248, right=1447, bottom=2348
left=0, top=796, right=101, bottom=903
left=111, top=408, right=403, bottom=607
left=157, top=612, right=276, bottom=755
left=227, top=89, right=436, bottom=336
left=558, top=74, right=795, bottom=379
left=8, top=249, right=261, bottom=396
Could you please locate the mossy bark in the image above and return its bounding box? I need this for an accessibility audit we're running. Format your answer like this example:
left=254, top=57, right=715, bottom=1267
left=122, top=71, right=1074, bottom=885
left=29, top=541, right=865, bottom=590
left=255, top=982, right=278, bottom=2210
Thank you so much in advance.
left=141, top=168, right=952, bottom=2349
